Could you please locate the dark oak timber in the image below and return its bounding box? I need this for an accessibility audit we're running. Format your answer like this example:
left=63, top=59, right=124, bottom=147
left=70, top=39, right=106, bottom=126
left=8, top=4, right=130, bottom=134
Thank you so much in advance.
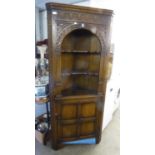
left=46, top=2, right=113, bottom=150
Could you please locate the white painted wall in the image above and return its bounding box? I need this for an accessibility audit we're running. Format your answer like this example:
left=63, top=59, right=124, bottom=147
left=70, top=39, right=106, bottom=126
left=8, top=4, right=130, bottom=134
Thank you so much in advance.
left=35, top=9, right=47, bottom=41
left=35, top=7, right=41, bottom=41
left=39, top=10, right=48, bottom=40
left=75, top=0, right=116, bottom=10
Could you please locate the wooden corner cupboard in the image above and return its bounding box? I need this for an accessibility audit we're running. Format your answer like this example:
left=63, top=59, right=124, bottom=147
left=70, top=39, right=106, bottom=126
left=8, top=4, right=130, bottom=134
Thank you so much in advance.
left=46, top=2, right=113, bottom=150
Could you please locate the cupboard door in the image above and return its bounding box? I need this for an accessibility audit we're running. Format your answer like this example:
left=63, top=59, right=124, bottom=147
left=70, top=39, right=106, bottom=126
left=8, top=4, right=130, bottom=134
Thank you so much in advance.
left=55, top=99, right=97, bottom=143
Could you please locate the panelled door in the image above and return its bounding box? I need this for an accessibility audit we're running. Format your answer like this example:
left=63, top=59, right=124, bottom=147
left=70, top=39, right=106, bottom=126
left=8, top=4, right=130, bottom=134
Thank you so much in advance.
left=54, top=96, right=99, bottom=145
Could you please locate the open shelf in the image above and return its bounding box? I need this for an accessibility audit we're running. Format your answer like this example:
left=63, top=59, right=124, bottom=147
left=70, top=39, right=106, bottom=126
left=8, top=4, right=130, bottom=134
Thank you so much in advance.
left=61, top=75, right=99, bottom=97
left=62, top=72, right=99, bottom=76
left=61, top=88, right=97, bottom=97
left=61, top=29, right=101, bottom=97
left=62, top=50, right=100, bottom=54
left=61, top=54, right=100, bottom=72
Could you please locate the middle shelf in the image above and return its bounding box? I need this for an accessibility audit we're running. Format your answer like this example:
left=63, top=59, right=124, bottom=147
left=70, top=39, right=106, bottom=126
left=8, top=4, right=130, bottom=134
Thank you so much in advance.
left=62, top=71, right=99, bottom=76
left=61, top=50, right=101, bottom=54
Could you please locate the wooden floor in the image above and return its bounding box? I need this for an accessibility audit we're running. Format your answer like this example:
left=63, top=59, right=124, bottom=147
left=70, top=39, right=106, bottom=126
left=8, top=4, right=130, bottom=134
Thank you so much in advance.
left=35, top=108, right=120, bottom=155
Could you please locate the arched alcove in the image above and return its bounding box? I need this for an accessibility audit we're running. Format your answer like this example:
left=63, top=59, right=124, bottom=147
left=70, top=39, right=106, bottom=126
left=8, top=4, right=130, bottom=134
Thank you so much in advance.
left=61, top=29, right=102, bottom=96
left=61, top=28, right=102, bottom=52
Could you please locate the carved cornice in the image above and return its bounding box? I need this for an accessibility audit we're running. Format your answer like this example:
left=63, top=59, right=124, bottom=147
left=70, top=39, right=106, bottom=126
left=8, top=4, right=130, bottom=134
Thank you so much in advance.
left=55, top=10, right=110, bottom=26
left=46, top=2, right=113, bottom=16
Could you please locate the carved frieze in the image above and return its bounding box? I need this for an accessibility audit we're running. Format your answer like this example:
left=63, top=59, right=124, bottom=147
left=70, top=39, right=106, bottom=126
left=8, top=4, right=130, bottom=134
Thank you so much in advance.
left=55, top=10, right=110, bottom=26
left=55, top=20, right=107, bottom=55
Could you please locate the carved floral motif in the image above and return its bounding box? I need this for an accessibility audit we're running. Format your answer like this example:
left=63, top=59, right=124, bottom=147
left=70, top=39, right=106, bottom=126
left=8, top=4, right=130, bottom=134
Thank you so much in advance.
left=55, top=20, right=107, bottom=55
left=56, top=10, right=110, bottom=25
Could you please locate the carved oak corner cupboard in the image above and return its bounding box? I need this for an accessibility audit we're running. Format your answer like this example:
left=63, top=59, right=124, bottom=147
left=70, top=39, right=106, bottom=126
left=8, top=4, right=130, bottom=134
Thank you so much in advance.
left=46, top=2, right=113, bottom=150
